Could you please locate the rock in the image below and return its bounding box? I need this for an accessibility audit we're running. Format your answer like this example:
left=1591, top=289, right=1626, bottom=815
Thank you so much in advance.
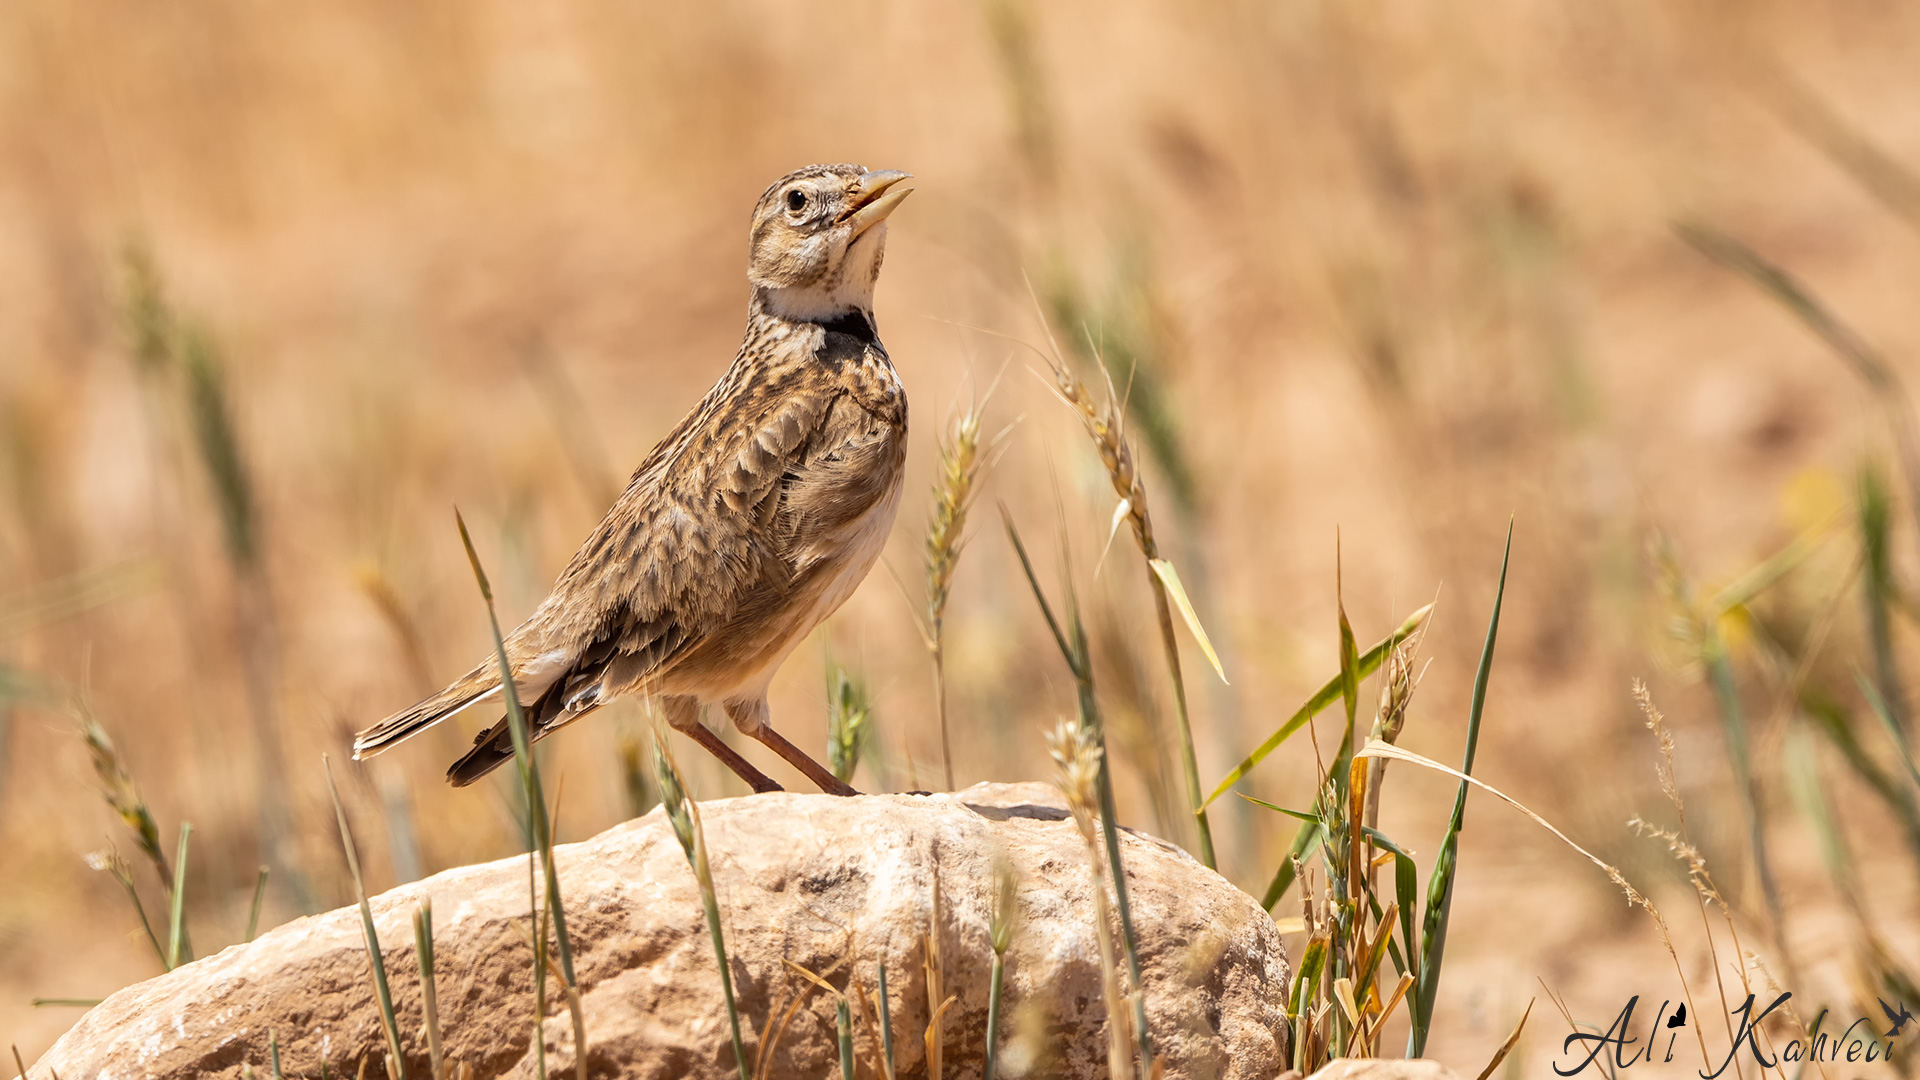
left=32, top=782, right=1291, bottom=1080
left=1309, top=1060, right=1462, bottom=1080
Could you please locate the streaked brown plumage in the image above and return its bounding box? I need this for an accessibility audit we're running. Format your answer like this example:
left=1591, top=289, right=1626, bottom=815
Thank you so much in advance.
left=352, top=164, right=913, bottom=796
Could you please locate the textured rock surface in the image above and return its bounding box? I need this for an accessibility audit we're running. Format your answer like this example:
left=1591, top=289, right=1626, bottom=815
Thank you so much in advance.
left=33, top=782, right=1290, bottom=1079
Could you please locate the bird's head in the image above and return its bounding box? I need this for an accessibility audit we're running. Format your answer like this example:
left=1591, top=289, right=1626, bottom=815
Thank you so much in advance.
left=747, top=163, right=912, bottom=323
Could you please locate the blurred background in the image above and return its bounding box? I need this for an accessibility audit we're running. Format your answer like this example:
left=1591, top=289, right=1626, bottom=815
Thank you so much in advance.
left=4, top=0, right=1920, bottom=1071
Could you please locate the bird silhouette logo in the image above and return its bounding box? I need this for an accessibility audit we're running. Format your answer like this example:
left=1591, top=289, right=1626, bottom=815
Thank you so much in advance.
left=1668, top=1003, right=1688, bottom=1029
left=1882, top=998, right=1914, bottom=1038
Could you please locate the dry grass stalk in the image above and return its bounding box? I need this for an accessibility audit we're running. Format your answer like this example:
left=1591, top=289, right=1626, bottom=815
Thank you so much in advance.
left=78, top=715, right=170, bottom=888
left=512, top=920, right=588, bottom=1080
left=1473, top=999, right=1533, bottom=1080
left=1047, top=717, right=1141, bottom=1080
left=984, top=855, right=1017, bottom=1080
left=1038, top=332, right=1218, bottom=869
left=1362, top=624, right=1428, bottom=841
left=77, top=709, right=180, bottom=969
left=921, top=873, right=958, bottom=1080
left=924, top=395, right=989, bottom=791
left=1628, top=681, right=1818, bottom=1080
left=755, top=958, right=840, bottom=1080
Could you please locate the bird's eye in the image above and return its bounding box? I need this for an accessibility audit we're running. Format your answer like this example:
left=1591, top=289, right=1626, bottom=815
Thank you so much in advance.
left=786, top=189, right=807, bottom=212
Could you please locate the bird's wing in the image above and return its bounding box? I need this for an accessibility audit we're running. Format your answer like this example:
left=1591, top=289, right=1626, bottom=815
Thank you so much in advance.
left=772, top=382, right=909, bottom=572
left=353, top=365, right=812, bottom=761
left=443, top=369, right=907, bottom=786
left=359, top=340, right=904, bottom=772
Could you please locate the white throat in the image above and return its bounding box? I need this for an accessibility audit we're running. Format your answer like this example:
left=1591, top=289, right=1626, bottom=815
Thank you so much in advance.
left=755, top=224, right=887, bottom=322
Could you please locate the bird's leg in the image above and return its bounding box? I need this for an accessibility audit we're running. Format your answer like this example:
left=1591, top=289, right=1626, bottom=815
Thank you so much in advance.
left=725, top=697, right=859, bottom=796
left=663, top=695, right=783, bottom=795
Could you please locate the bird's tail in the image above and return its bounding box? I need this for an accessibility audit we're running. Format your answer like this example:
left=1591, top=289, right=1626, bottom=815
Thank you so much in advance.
left=353, top=661, right=502, bottom=759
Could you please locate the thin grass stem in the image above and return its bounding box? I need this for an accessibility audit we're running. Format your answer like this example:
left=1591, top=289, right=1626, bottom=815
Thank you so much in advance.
left=246, top=865, right=270, bottom=943
left=1003, top=512, right=1153, bottom=1069
left=166, top=823, right=193, bottom=968
left=414, top=902, right=444, bottom=1080
left=322, top=755, right=407, bottom=1079
left=652, top=733, right=750, bottom=1080
left=1408, top=524, right=1509, bottom=1056
left=453, top=511, right=576, bottom=990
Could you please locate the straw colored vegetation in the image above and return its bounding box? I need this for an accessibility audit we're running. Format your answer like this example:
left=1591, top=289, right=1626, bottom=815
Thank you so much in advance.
left=4, top=0, right=1920, bottom=1075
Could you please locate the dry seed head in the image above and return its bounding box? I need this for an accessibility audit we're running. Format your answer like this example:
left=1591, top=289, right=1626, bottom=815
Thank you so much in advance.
left=925, top=402, right=985, bottom=634
left=1375, top=629, right=1428, bottom=744
left=1050, top=360, right=1157, bottom=557
left=989, top=853, right=1018, bottom=955
left=1045, top=718, right=1104, bottom=831
left=650, top=731, right=695, bottom=859
left=1632, top=679, right=1683, bottom=812
left=80, top=718, right=167, bottom=876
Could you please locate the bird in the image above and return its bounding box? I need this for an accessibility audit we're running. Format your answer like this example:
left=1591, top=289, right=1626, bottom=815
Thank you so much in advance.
left=353, top=163, right=913, bottom=798
left=1882, top=997, right=1913, bottom=1038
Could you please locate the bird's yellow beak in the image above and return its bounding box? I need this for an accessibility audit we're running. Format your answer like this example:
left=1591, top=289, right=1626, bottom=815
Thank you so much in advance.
left=844, top=170, right=913, bottom=239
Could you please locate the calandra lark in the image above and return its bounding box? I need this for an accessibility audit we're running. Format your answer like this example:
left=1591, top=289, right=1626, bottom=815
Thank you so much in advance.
left=354, top=164, right=913, bottom=797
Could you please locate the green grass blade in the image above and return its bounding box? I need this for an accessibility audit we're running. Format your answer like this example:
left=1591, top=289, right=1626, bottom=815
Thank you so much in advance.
left=455, top=510, right=576, bottom=989
left=1859, top=672, right=1920, bottom=792
left=1363, top=826, right=1420, bottom=981
left=1702, top=616, right=1786, bottom=968
left=1409, top=523, right=1510, bottom=1057
left=1005, top=508, right=1153, bottom=1066
left=1291, top=936, right=1328, bottom=1072
left=1206, top=604, right=1433, bottom=808
left=837, top=998, right=854, bottom=1080
left=1147, top=557, right=1217, bottom=868
left=415, top=901, right=445, bottom=1080
left=1147, top=558, right=1227, bottom=683
left=1237, top=792, right=1319, bottom=823
left=999, top=506, right=1076, bottom=673
left=1859, top=460, right=1911, bottom=739
left=246, top=865, right=269, bottom=943
left=1807, top=687, right=1920, bottom=864
left=652, top=736, right=749, bottom=1080
left=1706, top=519, right=1837, bottom=617
left=1784, top=723, right=1852, bottom=885
left=1259, top=819, right=1324, bottom=911
left=30, top=998, right=103, bottom=1008
left=269, top=1029, right=284, bottom=1080
left=878, top=961, right=895, bottom=1077
left=167, top=822, right=193, bottom=968
left=323, top=756, right=407, bottom=1079
left=90, top=850, right=168, bottom=969
left=983, top=952, right=1006, bottom=1080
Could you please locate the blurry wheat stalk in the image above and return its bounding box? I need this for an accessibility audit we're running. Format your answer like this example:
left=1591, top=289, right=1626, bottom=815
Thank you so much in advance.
left=921, top=385, right=1006, bottom=791
left=652, top=730, right=751, bottom=1080
left=1047, top=717, right=1146, bottom=1080
left=1003, top=512, right=1155, bottom=1067
left=1036, top=328, right=1224, bottom=869
left=117, top=244, right=309, bottom=910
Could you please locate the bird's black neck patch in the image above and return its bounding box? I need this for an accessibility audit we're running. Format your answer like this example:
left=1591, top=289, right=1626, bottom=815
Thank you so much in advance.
left=817, top=309, right=877, bottom=345
left=814, top=309, right=881, bottom=368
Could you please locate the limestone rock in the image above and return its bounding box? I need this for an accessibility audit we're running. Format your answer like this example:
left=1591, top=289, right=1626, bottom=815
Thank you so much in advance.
left=33, top=782, right=1290, bottom=1079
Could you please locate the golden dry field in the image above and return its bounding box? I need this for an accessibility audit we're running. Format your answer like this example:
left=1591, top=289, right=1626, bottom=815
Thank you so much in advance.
left=4, top=0, right=1920, bottom=1072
